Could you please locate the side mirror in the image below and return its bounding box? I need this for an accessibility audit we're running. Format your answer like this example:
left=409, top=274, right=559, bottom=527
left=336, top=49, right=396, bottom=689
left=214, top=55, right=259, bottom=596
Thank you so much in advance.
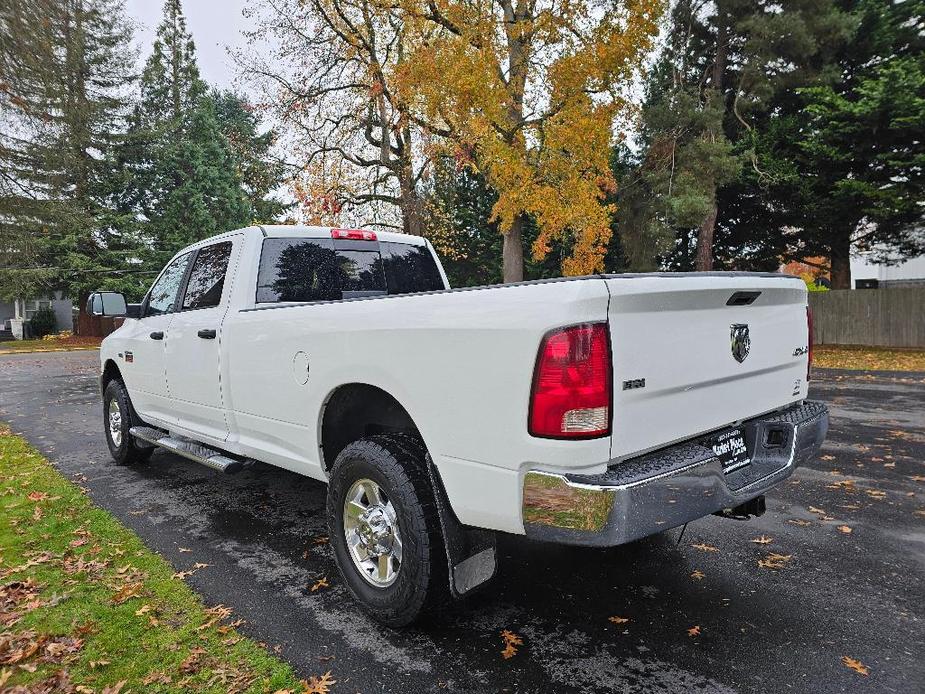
left=86, top=291, right=129, bottom=317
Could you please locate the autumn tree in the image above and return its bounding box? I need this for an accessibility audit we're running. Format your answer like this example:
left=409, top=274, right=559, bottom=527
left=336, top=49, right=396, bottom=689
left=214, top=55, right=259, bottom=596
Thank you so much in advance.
left=390, top=0, right=663, bottom=282
left=240, top=0, right=430, bottom=234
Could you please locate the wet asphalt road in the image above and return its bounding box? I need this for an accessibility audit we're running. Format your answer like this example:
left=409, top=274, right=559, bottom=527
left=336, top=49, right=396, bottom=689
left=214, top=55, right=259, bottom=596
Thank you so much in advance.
left=0, top=351, right=923, bottom=693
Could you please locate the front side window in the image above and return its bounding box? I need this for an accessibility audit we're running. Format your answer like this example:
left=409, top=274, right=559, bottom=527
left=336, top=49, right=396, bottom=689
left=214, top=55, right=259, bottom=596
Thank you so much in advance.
left=183, top=241, right=233, bottom=310
left=146, top=252, right=192, bottom=316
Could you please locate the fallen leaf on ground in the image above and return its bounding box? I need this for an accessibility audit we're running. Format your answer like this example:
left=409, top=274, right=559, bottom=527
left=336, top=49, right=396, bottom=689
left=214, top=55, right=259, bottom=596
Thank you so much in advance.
left=110, top=582, right=142, bottom=604
left=101, top=680, right=127, bottom=694
left=310, top=577, right=329, bottom=592
left=204, top=604, right=233, bottom=619
left=837, top=525, right=853, bottom=534
left=750, top=536, right=773, bottom=544
left=134, top=604, right=152, bottom=616
left=758, top=553, right=793, bottom=570
left=691, top=543, right=719, bottom=552
left=178, top=547, right=192, bottom=552
left=500, top=629, right=523, bottom=659
left=865, top=489, right=887, bottom=499
left=26, top=491, right=48, bottom=502
left=788, top=519, right=812, bottom=526
left=842, top=656, right=869, bottom=676
left=910, top=475, right=925, bottom=482
left=808, top=506, right=827, bottom=515
left=142, top=671, right=172, bottom=685
left=690, top=570, right=705, bottom=580
left=608, top=616, right=630, bottom=624
left=687, top=625, right=701, bottom=637
left=179, top=646, right=206, bottom=674
left=300, top=671, right=336, bottom=694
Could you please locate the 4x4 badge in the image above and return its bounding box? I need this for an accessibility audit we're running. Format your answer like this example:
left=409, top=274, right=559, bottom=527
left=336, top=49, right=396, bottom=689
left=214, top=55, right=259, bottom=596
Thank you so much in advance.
left=730, top=324, right=750, bottom=363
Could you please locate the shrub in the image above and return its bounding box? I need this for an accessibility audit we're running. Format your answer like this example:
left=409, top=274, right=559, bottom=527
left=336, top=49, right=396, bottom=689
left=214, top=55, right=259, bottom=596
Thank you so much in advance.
left=29, top=306, right=57, bottom=338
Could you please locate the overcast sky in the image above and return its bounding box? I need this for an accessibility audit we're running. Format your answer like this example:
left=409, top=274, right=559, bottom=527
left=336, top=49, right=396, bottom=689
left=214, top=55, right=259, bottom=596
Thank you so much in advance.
left=124, top=0, right=251, bottom=91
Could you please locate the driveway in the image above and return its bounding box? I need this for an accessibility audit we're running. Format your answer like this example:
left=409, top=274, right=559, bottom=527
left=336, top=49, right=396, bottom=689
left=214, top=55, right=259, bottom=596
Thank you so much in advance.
left=0, top=351, right=922, bottom=693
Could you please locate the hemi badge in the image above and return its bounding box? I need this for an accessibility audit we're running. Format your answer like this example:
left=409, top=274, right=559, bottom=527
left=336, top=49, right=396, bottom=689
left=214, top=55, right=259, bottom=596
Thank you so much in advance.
left=124, top=351, right=133, bottom=363
left=622, top=378, right=645, bottom=391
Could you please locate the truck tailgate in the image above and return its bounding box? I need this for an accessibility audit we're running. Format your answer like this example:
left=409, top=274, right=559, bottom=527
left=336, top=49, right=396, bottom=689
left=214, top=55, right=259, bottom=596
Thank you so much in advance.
left=605, top=274, right=810, bottom=461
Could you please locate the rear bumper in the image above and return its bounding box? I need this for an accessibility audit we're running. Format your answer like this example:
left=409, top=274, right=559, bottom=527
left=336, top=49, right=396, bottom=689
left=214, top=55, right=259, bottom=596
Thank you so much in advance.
left=521, top=400, right=828, bottom=546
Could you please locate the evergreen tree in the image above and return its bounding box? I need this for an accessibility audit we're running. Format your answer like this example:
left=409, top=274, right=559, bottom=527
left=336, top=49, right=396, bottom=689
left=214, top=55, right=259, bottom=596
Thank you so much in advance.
left=121, top=0, right=249, bottom=273
left=620, top=0, right=852, bottom=271
left=0, top=0, right=136, bottom=302
left=211, top=90, right=289, bottom=223
left=758, top=0, right=925, bottom=288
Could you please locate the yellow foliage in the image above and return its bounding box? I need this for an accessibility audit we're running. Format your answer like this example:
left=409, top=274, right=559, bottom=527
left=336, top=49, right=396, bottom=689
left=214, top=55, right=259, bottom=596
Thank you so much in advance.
left=388, top=0, right=665, bottom=275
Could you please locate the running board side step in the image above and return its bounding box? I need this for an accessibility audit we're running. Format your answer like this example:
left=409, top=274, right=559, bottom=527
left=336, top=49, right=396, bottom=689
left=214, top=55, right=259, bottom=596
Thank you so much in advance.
left=129, top=426, right=248, bottom=474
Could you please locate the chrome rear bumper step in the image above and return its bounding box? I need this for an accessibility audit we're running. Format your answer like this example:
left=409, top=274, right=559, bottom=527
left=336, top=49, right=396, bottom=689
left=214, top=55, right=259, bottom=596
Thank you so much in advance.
left=129, top=426, right=248, bottom=474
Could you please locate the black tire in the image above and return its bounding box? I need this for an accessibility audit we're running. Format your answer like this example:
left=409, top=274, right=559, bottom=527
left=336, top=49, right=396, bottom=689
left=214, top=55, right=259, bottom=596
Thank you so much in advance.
left=326, top=434, right=449, bottom=627
left=103, top=379, right=153, bottom=466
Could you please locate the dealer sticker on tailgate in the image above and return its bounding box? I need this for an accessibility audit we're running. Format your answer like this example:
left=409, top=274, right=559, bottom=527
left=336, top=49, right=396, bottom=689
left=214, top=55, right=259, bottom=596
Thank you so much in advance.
left=712, top=428, right=750, bottom=473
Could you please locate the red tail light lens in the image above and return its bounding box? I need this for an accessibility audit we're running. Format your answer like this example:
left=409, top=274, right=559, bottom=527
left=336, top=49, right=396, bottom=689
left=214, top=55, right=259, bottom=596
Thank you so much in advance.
left=807, top=306, right=813, bottom=381
left=331, top=228, right=377, bottom=241
left=529, top=323, right=611, bottom=439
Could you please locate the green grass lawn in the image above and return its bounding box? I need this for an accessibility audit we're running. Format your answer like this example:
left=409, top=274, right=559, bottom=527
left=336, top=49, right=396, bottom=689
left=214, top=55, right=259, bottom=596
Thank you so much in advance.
left=814, top=345, right=925, bottom=372
left=0, top=425, right=330, bottom=693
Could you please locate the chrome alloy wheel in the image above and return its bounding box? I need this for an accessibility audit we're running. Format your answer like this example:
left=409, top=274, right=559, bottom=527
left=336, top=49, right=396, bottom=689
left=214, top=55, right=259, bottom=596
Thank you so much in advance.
left=108, top=398, right=123, bottom=447
left=343, top=478, right=402, bottom=587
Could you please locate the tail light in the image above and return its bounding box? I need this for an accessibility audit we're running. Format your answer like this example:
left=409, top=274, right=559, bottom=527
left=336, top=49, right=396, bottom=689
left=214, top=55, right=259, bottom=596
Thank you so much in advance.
left=529, top=323, right=611, bottom=438
left=331, top=228, right=377, bottom=241
left=807, top=306, right=813, bottom=381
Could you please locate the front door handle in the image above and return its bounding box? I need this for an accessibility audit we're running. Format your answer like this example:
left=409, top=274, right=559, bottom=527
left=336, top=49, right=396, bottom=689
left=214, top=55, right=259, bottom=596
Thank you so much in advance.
left=149, top=331, right=164, bottom=340
left=197, top=329, right=217, bottom=340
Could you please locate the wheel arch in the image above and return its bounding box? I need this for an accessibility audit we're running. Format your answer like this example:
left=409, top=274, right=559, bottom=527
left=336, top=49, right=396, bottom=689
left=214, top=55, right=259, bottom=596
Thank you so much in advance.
left=319, top=382, right=423, bottom=472
left=101, top=359, right=123, bottom=395
left=319, top=382, right=499, bottom=599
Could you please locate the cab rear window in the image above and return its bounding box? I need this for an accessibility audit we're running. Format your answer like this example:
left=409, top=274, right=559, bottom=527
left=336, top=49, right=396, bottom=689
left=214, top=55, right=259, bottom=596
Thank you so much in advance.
left=256, top=237, right=443, bottom=303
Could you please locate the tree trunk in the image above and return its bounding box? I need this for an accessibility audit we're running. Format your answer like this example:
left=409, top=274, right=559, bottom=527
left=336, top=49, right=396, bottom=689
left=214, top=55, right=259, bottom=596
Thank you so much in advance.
left=830, top=235, right=852, bottom=289
left=398, top=165, right=422, bottom=236
left=695, top=201, right=717, bottom=271
left=503, top=215, right=525, bottom=283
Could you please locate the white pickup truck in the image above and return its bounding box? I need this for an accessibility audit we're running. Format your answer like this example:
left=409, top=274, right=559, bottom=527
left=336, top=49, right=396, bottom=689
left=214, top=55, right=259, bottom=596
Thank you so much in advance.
left=91, top=225, right=828, bottom=625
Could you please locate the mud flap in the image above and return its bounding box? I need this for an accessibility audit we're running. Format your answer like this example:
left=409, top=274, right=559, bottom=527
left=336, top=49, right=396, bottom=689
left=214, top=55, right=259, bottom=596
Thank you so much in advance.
left=427, top=462, right=498, bottom=598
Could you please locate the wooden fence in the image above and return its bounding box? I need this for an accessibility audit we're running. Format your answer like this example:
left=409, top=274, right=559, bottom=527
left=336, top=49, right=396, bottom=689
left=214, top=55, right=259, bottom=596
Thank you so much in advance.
left=808, top=288, right=925, bottom=348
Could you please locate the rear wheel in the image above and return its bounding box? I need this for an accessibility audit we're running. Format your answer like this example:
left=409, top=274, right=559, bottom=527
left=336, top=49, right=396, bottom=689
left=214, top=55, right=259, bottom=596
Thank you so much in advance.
left=327, top=434, right=448, bottom=627
left=103, top=380, right=153, bottom=466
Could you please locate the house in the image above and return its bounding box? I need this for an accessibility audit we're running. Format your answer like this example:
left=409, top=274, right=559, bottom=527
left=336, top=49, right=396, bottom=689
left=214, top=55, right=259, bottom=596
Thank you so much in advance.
left=0, top=292, right=74, bottom=340
left=850, top=252, right=925, bottom=289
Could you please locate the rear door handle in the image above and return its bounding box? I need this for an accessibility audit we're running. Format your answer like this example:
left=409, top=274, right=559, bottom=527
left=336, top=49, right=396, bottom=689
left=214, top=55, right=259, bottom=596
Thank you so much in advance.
left=149, top=331, right=164, bottom=340
left=197, top=329, right=217, bottom=339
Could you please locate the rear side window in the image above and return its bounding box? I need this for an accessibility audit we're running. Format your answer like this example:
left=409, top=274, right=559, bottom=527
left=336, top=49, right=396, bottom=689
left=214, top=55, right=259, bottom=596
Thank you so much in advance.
left=381, top=242, right=444, bottom=294
left=256, top=237, right=443, bottom=303
left=257, top=238, right=339, bottom=302
left=183, top=241, right=233, bottom=310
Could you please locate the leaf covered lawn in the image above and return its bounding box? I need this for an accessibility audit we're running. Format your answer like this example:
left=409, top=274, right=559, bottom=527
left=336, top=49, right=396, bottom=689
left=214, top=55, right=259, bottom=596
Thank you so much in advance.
left=813, top=346, right=925, bottom=372
left=0, top=425, right=313, bottom=693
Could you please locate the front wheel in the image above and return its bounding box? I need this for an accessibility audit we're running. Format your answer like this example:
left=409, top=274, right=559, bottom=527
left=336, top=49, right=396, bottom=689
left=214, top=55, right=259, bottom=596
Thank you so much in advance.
left=327, top=434, right=448, bottom=627
left=103, top=380, right=153, bottom=466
